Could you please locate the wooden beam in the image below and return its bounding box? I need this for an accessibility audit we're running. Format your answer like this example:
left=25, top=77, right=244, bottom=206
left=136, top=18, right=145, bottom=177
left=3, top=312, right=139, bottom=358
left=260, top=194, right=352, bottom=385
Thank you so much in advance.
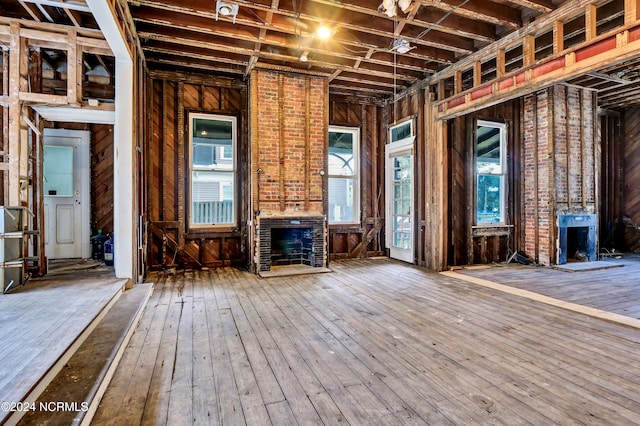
left=67, top=29, right=81, bottom=105
left=20, top=0, right=91, bottom=13
left=553, top=20, right=564, bottom=54
left=496, top=49, right=506, bottom=77
left=523, top=35, right=535, bottom=67
left=429, top=0, right=596, bottom=82
left=8, top=22, right=25, bottom=206
left=586, top=4, right=597, bottom=42
left=17, top=1, right=44, bottom=22
left=626, top=0, right=640, bottom=24
left=473, top=60, right=482, bottom=86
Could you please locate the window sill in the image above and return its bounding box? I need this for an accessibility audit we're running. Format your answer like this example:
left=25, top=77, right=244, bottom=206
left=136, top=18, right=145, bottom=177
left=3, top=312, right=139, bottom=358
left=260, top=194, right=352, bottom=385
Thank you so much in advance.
left=472, top=224, right=513, bottom=237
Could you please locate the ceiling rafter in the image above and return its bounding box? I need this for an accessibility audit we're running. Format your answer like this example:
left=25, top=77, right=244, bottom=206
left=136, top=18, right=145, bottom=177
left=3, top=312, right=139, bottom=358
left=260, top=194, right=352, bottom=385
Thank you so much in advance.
left=137, top=31, right=421, bottom=84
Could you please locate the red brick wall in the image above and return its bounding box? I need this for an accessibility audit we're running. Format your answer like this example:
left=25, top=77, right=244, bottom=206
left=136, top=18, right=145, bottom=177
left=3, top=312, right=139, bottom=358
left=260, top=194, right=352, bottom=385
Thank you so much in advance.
left=522, top=85, right=597, bottom=265
left=250, top=70, right=327, bottom=216
left=249, top=69, right=328, bottom=271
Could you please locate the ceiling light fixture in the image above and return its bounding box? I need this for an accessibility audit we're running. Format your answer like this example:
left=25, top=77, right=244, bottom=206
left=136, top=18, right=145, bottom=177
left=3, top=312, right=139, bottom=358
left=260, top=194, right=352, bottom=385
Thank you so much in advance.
left=299, top=51, right=309, bottom=62
left=391, top=39, right=413, bottom=54
left=216, top=1, right=239, bottom=23
left=398, top=0, right=412, bottom=13
left=316, top=25, right=332, bottom=40
left=379, top=0, right=414, bottom=17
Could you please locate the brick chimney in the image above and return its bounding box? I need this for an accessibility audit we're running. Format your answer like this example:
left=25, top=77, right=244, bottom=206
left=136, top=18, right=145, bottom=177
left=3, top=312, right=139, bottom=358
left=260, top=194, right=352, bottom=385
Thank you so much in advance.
left=522, top=84, right=598, bottom=265
left=249, top=69, right=328, bottom=273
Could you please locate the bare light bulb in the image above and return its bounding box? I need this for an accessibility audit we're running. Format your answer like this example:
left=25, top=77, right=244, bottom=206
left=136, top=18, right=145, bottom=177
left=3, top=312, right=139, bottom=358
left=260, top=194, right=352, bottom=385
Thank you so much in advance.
left=316, top=26, right=332, bottom=40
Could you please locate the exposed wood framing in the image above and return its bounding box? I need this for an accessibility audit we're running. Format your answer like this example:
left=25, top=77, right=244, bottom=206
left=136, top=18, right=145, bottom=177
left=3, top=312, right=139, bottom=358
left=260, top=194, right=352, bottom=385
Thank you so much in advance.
left=432, top=0, right=640, bottom=120
left=626, top=0, right=640, bottom=24
left=177, top=81, right=185, bottom=250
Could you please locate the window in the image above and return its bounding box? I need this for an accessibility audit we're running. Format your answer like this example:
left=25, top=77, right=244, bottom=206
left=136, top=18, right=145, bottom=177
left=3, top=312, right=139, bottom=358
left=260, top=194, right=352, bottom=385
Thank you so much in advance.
left=475, top=120, right=507, bottom=224
left=328, top=126, right=360, bottom=224
left=390, top=120, right=413, bottom=143
left=189, top=113, right=236, bottom=227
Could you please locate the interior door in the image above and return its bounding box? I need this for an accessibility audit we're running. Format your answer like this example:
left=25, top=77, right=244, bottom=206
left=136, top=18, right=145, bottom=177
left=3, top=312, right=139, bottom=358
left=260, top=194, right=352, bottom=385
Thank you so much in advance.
left=43, top=129, right=91, bottom=259
left=386, top=139, right=414, bottom=263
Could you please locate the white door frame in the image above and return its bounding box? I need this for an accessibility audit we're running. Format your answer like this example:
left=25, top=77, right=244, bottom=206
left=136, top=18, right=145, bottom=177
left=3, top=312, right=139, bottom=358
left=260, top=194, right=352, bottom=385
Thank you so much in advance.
left=43, top=129, right=91, bottom=259
left=385, top=136, right=415, bottom=263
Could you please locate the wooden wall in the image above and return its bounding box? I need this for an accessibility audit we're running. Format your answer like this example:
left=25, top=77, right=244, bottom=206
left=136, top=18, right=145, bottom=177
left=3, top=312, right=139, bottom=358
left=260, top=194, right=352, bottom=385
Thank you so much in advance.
left=328, top=96, right=386, bottom=259
left=599, top=110, right=624, bottom=249
left=146, top=72, right=248, bottom=269
left=448, top=99, right=522, bottom=266
left=622, top=107, right=640, bottom=251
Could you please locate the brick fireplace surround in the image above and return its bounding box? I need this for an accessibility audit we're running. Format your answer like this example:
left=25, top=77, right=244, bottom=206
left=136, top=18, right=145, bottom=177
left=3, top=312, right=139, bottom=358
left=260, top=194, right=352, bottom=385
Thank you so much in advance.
left=249, top=69, right=328, bottom=273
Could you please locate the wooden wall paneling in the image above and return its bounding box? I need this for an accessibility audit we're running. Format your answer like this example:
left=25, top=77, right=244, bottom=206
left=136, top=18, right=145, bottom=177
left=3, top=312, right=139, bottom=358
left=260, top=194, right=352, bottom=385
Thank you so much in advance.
left=147, top=75, right=246, bottom=269
left=177, top=82, right=186, bottom=249
left=163, top=81, right=178, bottom=223
left=328, top=96, right=385, bottom=259
left=183, top=83, right=200, bottom=110
left=466, top=116, right=476, bottom=266
left=599, top=110, right=623, bottom=248
left=148, top=80, right=162, bottom=266
left=623, top=108, right=640, bottom=236
left=90, top=123, right=114, bottom=234
left=448, top=118, right=464, bottom=266
left=203, top=86, right=220, bottom=111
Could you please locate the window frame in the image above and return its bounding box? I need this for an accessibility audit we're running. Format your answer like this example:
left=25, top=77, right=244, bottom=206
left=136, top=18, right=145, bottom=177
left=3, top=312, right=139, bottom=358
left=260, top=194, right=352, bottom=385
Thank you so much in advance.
left=389, top=119, right=414, bottom=144
left=188, top=112, right=237, bottom=229
left=327, top=125, right=361, bottom=225
left=474, top=119, right=507, bottom=226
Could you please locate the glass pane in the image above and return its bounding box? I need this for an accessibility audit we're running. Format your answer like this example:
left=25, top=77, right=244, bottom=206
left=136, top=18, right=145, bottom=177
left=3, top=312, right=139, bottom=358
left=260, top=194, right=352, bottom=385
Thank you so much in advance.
left=476, top=124, right=501, bottom=174
left=192, top=117, right=233, bottom=170
left=44, top=145, right=73, bottom=196
left=191, top=171, right=234, bottom=225
left=328, top=177, right=356, bottom=223
left=477, top=174, right=503, bottom=223
left=391, top=154, right=412, bottom=249
left=391, top=121, right=412, bottom=142
left=328, top=131, right=355, bottom=176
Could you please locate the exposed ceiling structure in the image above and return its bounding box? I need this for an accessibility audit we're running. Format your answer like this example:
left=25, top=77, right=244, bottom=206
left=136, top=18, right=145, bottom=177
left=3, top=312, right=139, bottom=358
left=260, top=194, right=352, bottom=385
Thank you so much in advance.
left=126, top=0, right=564, bottom=99
left=2, top=0, right=640, bottom=108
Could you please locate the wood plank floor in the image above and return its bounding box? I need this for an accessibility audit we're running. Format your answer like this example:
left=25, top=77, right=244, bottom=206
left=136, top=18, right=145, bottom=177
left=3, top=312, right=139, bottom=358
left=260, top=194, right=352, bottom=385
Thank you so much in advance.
left=93, top=258, right=640, bottom=425
left=0, top=266, right=126, bottom=425
left=454, top=254, right=640, bottom=319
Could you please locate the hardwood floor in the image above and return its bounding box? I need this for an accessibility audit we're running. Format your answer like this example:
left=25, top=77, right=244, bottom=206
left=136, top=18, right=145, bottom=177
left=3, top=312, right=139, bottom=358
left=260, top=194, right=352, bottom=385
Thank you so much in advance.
left=93, top=258, right=640, bottom=425
left=0, top=268, right=126, bottom=425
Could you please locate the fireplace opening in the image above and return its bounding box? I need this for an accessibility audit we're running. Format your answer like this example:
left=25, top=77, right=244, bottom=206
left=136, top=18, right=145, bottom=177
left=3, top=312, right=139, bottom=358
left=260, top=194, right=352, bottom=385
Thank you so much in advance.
left=566, top=227, right=589, bottom=261
left=557, top=214, right=597, bottom=264
left=271, top=227, right=314, bottom=267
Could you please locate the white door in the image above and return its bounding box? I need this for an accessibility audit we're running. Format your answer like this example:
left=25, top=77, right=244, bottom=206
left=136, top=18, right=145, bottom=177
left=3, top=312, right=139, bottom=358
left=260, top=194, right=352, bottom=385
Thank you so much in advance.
left=43, top=129, right=91, bottom=259
left=386, top=139, right=414, bottom=263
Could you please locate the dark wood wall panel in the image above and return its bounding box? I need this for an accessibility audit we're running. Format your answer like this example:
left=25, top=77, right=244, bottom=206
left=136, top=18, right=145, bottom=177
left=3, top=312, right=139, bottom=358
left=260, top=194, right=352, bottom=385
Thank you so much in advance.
left=147, top=73, right=247, bottom=269
left=623, top=107, right=640, bottom=251
left=329, top=97, right=385, bottom=259
left=90, top=123, right=114, bottom=234
left=599, top=111, right=624, bottom=249
left=449, top=99, right=522, bottom=266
